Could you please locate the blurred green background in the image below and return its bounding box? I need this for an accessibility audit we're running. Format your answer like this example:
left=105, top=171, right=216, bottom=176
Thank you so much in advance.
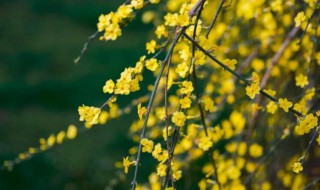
left=0, top=1, right=154, bottom=189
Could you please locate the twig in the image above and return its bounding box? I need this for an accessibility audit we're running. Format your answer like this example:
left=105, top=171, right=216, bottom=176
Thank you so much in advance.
left=301, top=126, right=320, bottom=163
left=163, top=54, right=175, bottom=189
left=189, top=0, right=207, bottom=18
left=182, top=32, right=304, bottom=117
left=298, top=0, right=320, bottom=44
left=74, top=30, right=100, bottom=64
left=131, top=28, right=185, bottom=190
left=205, top=0, right=225, bottom=38
left=189, top=1, right=221, bottom=187
left=260, top=27, right=299, bottom=88
left=302, top=177, right=320, bottom=189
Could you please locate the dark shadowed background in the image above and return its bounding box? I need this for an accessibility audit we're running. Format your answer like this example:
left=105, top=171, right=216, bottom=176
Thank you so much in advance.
left=0, top=1, right=154, bottom=189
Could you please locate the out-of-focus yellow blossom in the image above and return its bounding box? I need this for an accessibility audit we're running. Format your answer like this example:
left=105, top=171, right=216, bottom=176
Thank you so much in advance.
left=146, top=40, right=157, bottom=54
left=202, top=97, right=215, bottom=112
left=293, top=103, right=307, bottom=115
left=249, top=143, right=263, bottom=158
left=264, top=89, right=276, bottom=96
left=278, top=98, right=293, bottom=112
left=266, top=101, right=278, bottom=114
left=66, top=124, right=77, bottom=139
left=180, top=81, right=194, bottom=94
left=295, top=74, right=309, bottom=88
left=123, top=156, right=134, bottom=174
left=150, top=0, right=160, bottom=4
left=141, top=138, right=154, bottom=153
left=294, top=12, right=306, bottom=27
left=164, top=13, right=178, bottom=26
left=157, top=163, right=167, bottom=176
left=198, top=136, right=213, bottom=151
left=131, top=0, right=144, bottom=9
left=175, top=62, right=189, bottom=78
left=47, top=134, right=55, bottom=147
left=223, top=59, right=237, bottom=70
left=230, top=111, right=246, bottom=133
left=251, top=59, right=265, bottom=72
left=137, top=103, right=147, bottom=119
left=99, top=111, right=109, bottom=125
left=56, top=131, right=65, bottom=144
left=152, top=143, right=162, bottom=159
left=295, top=113, right=318, bottom=135
left=177, top=13, right=189, bottom=27
left=180, top=96, right=191, bottom=109
left=155, top=25, right=168, bottom=39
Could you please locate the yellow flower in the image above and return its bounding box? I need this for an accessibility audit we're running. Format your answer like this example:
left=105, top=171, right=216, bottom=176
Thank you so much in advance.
left=146, top=40, right=157, bottom=54
left=264, top=89, right=276, bottom=96
left=145, top=58, right=159, bottom=71
left=198, top=136, right=213, bottom=151
left=164, top=13, right=178, bottom=26
left=180, top=81, right=194, bottom=94
left=194, top=51, right=206, bottom=65
left=249, top=143, right=263, bottom=158
left=175, top=62, right=189, bottom=78
left=179, top=46, right=190, bottom=61
left=123, top=156, right=134, bottom=174
left=114, top=80, right=131, bottom=95
left=141, top=138, right=154, bottom=153
left=223, top=59, right=237, bottom=70
left=97, top=14, right=111, bottom=32
left=163, top=126, right=173, bottom=141
left=155, top=25, right=168, bottom=39
left=103, top=23, right=122, bottom=41
left=157, top=150, right=168, bottom=162
left=278, top=98, right=293, bottom=112
left=66, top=124, right=77, bottom=139
left=180, top=96, right=191, bottom=109
left=116, top=5, right=133, bottom=19
left=266, top=101, right=278, bottom=114
left=47, top=134, right=55, bottom=147
left=56, top=131, right=65, bottom=144
left=157, top=163, right=167, bottom=176
left=131, top=0, right=144, bottom=9
left=295, top=113, right=318, bottom=135
left=177, top=13, right=189, bottom=27
left=251, top=72, right=260, bottom=83
left=246, top=83, right=260, bottom=99
left=292, top=162, right=303, bottom=173
left=78, top=105, right=101, bottom=126
left=150, top=0, right=160, bottom=4
left=295, top=74, right=309, bottom=88
left=103, top=79, right=115, bottom=93
left=171, top=111, right=186, bottom=127
left=294, top=12, right=306, bottom=27
left=202, top=97, right=215, bottom=112
left=137, top=103, right=147, bottom=119
left=134, top=56, right=146, bottom=74
left=173, top=169, right=182, bottom=180
left=131, top=79, right=141, bottom=91
left=152, top=143, right=162, bottom=159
